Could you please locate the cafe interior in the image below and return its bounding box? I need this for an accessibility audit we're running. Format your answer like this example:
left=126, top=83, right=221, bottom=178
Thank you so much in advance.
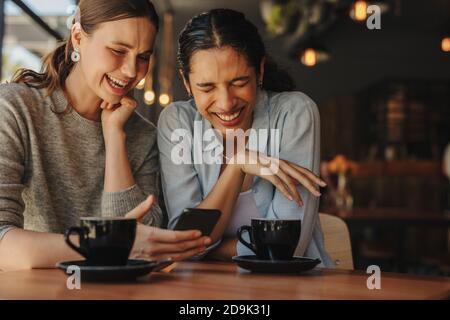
left=0, top=0, right=449, bottom=281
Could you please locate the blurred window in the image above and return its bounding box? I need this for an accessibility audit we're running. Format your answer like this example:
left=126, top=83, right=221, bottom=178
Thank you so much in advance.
left=2, top=0, right=75, bottom=81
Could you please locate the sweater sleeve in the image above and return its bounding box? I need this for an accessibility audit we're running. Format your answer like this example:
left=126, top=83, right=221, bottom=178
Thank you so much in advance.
left=101, top=115, right=163, bottom=227
left=0, top=94, right=27, bottom=230
left=0, top=225, right=18, bottom=241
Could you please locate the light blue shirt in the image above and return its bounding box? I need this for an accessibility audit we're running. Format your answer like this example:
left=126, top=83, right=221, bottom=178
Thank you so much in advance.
left=157, top=89, right=334, bottom=267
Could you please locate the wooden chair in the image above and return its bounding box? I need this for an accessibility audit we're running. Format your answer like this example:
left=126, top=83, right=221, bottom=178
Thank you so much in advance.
left=319, top=213, right=354, bottom=270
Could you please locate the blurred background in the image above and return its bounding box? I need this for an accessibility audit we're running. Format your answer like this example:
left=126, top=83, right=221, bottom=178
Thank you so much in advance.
left=1, top=0, right=449, bottom=276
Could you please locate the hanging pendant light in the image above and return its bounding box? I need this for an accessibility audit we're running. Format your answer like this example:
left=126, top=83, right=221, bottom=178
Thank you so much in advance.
left=350, top=1, right=390, bottom=22
left=299, top=44, right=330, bottom=67
left=159, top=93, right=171, bottom=106
left=441, top=36, right=450, bottom=52
left=350, top=0, right=368, bottom=21
left=143, top=55, right=156, bottom=106
left=144, top=90, right=156, bottom=105
left=301, top=48, right=318, bottom=67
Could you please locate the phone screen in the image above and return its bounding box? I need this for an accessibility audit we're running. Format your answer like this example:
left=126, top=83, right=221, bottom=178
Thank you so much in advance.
left=173, top=208, right=221, bottom=236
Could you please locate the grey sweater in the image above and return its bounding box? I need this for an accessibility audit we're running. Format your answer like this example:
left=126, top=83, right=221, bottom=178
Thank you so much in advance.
left=0, top=83, right=163, bottom=238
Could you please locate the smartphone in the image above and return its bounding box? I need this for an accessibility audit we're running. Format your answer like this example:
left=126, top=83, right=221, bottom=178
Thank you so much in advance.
left=173, top=208, right=221, bottom=236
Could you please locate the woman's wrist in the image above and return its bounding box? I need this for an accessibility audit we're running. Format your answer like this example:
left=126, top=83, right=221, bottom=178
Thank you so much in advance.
left=226, top=149, right=248, bottom=174
left=103, top=128, right=126, bottom=147
left=227, top=158, right=245, bottom=175
left=229, top=154, right=249, bottom=175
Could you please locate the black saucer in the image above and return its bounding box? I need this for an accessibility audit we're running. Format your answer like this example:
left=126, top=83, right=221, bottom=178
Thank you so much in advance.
left=57, top=259, right=173, bottom=282
left=232, top=255, right=321, bottom=273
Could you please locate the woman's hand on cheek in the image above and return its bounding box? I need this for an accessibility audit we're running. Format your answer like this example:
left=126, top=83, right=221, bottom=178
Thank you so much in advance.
left=101, top=95, right=138, bottom=137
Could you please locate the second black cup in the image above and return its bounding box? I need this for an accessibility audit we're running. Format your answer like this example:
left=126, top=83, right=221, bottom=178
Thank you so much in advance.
left=64, top=217, right=137, bottom=266
left=237, top=218, right=301, bottom=260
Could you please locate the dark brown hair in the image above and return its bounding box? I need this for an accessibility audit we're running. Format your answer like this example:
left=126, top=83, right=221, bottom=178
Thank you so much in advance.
left=12, top=0, right=159, bottom=96
left=177, top=8, right=294, bottom=92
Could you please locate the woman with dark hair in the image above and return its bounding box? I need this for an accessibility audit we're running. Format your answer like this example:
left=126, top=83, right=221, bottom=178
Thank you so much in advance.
left=0, top=0, right=210, bottom=271
left=158, top=9, right=333, bottom=266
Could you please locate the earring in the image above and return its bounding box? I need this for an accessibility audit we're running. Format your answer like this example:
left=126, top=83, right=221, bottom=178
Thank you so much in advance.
left=258, top=80, right=263, bottom=89
left=71, top=48, right=80, bottom=62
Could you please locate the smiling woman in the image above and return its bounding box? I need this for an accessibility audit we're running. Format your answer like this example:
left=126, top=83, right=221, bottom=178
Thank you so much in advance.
left=185, top=47, right=258, bottom=134
left=158, top=9, right=333, bottom=266
left=0, top=0, right=211, bottom=272
left=12, top=0, right=158, bottom=110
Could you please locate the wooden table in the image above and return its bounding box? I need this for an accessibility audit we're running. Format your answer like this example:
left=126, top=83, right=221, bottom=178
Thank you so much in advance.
left=0, top=261, right=448, bottom=300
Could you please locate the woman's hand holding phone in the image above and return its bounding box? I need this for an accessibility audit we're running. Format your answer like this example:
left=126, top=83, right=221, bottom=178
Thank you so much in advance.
left=126, top=196, right=212, bottom=261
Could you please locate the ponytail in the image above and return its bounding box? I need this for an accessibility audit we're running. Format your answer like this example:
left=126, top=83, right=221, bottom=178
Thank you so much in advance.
left=12, top=40, right=75, bottom=96
left=178, top=9, right=295, bottom=93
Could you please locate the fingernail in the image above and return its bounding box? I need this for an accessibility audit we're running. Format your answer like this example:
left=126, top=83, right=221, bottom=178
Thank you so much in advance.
left=288, top=195, right=294, bottom=201
left=204, top=238, right=211, bottom=245
left=194, top=231, right=201, bottom=237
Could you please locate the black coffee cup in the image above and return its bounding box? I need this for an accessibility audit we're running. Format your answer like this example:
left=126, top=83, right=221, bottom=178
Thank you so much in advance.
left=237, top=218, right=301, bottom=260
left=64, top=217, right=137, bottom=266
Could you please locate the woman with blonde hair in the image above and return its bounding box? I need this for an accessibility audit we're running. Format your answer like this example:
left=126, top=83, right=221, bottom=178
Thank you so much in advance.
left=0, top=0, right=210, bottom=271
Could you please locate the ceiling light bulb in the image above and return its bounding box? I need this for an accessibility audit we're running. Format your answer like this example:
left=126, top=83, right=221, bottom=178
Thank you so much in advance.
left=441, top=37, right=450, bottom=52
left=159, top=93, right=171, bottom=106
left=144, top=90, right=155, bottom=105
left=301, top=48, right=317, bottom=67
left=353, top=0, right=368, bottom=21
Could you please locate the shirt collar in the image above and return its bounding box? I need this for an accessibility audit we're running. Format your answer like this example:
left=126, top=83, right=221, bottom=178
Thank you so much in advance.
left=192, top=90, right=270, bottom=192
